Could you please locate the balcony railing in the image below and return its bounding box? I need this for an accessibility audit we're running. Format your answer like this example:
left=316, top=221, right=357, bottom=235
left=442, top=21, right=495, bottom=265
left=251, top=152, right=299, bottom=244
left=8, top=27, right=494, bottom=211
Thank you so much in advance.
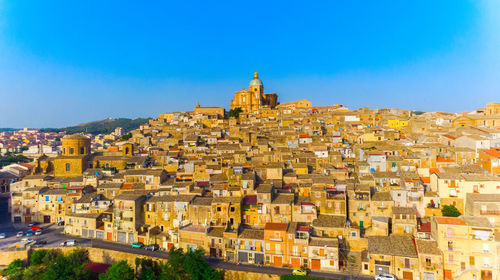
left=480, top=210, right=500, bottom=215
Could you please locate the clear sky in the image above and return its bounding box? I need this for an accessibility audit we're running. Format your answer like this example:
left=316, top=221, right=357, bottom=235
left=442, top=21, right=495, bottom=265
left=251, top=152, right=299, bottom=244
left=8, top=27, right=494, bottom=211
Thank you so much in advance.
left=0, top=1, right=499, bottom=128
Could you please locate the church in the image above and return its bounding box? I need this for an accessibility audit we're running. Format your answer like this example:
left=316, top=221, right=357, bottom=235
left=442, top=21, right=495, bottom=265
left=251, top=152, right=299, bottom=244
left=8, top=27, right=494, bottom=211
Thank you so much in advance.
left=230, top=72, right=278, bottom=112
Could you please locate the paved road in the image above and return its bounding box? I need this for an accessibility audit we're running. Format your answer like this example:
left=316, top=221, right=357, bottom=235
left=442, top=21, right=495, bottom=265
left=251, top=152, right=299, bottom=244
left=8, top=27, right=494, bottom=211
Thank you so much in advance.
left=0, top=197, right=370, bottom=279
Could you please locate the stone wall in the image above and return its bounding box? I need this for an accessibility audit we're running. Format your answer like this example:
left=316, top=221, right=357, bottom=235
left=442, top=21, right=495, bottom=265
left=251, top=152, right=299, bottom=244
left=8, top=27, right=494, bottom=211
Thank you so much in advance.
left=1, top=247, right=281, bottom=280
left=0, top=250, right=29, bottom=266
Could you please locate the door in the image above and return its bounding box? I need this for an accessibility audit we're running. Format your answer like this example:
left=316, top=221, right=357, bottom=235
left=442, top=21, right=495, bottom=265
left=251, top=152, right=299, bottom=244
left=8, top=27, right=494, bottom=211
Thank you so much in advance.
left=24, top=217, right=31, bottom=224
left=423, top=272, right=434, bottom=280
left=44, top=215, right=51, bottom=223
left=403, top=271, right=413, bottom=280
left=210, top=248, right=217, bottom=258
left=311, top=259, right=321, bottom=270
left=291, top=257, right=301, bottom=268
left=360, top=220, right=364, bottom=228
left=117, top=232, right=127, bottom=243
left=107, top=233, right=112, bottom=240
left=273, top=256, right=282, bottom=266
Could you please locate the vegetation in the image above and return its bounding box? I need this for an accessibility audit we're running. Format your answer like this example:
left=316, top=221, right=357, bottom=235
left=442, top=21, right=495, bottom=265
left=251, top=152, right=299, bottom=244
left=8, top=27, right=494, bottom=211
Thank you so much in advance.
left=120, top=133, right=133, bottom=141
left=441, top=204, right=461, bottom=217
left=0, top=153, right=30, bottom=168
left=228, top=107, right=243, bottom=119
left=1, top=248, right=223, bottom=280
left=40, top=118, right=150, bottom=135
left=0, top=249, right=94, bottom=280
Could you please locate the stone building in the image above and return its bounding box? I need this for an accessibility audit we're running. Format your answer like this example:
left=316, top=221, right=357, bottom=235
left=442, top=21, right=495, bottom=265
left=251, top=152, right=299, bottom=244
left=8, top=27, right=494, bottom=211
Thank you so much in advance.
left=230, top=72, right=278, bottom=113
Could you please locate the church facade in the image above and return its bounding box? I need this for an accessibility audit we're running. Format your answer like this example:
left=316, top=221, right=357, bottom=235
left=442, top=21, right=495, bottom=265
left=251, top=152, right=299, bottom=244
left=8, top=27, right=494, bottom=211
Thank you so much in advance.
left=230, top=72, right=278, bottom=113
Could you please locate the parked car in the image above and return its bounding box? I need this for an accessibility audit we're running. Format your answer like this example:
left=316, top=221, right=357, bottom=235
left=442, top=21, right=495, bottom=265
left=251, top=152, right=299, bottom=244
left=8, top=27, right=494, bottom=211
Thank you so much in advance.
left=131, top=242, right=144, bottom=248
left=292, top=268, right=308, bottom=276
left=35, top=229, right=42, bottom=236
left=20, top=238, right=34, bottom=244
left=33, top=240, right=47, bottom=248
left=375, top=273, right=397, bottom=280
left=57, top=221, right=65, bottom=226
left=0, top=233, right=6, bottom=239
left=27, top=222, right=34, bottom=227
left=26, top=229, right=34, bottom=236
left=16, top=231, right=24, bottom=237
left=60, top=240, right=77, bottom=247
left=30, top=225, right=41, bottom=231
left=144, top=244, right=159, bottom=251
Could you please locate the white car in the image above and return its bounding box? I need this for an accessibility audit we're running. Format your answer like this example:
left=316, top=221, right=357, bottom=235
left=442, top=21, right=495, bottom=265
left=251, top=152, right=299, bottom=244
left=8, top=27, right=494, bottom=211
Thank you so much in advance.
left=0, top=233, right=6, bottom=239
left=20, top=238, right=34, bottom=244
left=60, top=240, right=77, bottom=247
left=16, top=231, right=24, bottom=237
left=375, top=273, right=397, bottom=280
left=35, top=229, right=42, bottom=236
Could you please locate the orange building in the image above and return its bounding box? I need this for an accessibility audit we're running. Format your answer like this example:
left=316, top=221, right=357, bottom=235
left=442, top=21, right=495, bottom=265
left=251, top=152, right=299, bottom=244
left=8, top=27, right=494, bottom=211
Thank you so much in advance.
left=264, top=222, right=289, bottom=267
left=478, top=148, right=500, bottom=175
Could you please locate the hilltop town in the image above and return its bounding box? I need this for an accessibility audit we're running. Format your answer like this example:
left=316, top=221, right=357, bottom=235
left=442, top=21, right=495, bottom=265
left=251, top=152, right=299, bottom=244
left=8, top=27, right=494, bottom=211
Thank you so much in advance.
left=3, top=72, right=500, bottom=280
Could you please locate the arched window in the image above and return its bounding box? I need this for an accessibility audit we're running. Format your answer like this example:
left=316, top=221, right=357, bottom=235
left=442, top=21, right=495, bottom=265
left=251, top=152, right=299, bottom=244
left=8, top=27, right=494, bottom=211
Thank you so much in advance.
left=65, top=163, right=71, bottom=171
left=80, top=147, right=84, bottom=154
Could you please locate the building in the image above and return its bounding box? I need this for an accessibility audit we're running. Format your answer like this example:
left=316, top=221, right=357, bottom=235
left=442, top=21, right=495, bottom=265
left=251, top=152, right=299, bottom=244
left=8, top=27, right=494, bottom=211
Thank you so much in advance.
left=230, top=72, right=278, bottom=113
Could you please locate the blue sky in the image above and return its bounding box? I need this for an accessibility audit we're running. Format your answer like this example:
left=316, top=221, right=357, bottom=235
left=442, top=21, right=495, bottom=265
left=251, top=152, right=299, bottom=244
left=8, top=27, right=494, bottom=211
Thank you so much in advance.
left=0, top=0, right=499, bottom=128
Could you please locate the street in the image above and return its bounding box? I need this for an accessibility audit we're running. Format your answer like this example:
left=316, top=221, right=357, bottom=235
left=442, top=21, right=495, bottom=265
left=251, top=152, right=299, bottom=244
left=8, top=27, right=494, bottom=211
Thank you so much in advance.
left=0, top=197, right=370, bottom=279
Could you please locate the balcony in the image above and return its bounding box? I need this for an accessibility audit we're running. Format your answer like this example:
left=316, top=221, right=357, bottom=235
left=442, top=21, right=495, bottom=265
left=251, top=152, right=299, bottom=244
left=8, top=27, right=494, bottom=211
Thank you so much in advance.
left=269, top=237, right=282, bottom=242
left=408, top=196, right=421, bottom=202
left=294, top=238, right=308, bottom=245
left=480, top=210, right=500, bottom=215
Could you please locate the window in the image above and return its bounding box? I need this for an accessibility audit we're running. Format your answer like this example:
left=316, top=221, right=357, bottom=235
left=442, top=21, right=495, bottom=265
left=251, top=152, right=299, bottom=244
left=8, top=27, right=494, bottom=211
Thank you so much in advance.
left=350, top=231, right=357, bottom=238
left=217, top=207, right=221, bottom=212
left=80, top=147, right=84, bottom=154
left=69, top=148, right=74, bottom=154
left=425, top=257, right=431, bottom=266
left=66, top=163, right=71, bottom=171
left=230, top=207, right=235, bottom=212
left=364, top=264, right=368, bottom=270
left=404, top=258, right=410, bottom=268
left=470, top=256, right=474, bottom=266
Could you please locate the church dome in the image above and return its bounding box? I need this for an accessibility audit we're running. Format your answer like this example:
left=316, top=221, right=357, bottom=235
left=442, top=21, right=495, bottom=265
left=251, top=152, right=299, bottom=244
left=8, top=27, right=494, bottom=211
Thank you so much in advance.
left=249, top=72, right=263, bottom=87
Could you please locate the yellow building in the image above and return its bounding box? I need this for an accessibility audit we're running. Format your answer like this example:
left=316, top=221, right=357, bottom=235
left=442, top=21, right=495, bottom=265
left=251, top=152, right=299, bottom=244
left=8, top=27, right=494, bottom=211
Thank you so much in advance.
left=193, top=102, right=225, bottom=118
left=388, top=119, right=409, bottom=130
left=230, top=72, right=278, bottom=112
left=53, top=134, right=91, bottom=177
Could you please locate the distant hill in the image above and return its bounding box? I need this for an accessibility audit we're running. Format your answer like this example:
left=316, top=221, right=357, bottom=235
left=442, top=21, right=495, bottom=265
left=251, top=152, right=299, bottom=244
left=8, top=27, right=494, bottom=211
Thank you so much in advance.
left=40, top=118, right=150, bottom=135
left=0, top=128, right=19, bottom=132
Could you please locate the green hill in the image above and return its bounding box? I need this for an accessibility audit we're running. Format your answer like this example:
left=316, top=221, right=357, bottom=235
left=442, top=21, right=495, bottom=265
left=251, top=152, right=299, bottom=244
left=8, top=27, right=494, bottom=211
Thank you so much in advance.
left=40, top=117, right=150, bottom=135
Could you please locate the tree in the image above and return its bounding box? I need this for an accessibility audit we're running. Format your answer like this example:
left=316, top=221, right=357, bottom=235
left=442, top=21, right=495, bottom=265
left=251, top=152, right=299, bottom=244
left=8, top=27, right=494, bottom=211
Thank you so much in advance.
left=99, top=260, right=134, bottom=280
left=120, top=133, right=132, bottom=141
left=228, top=107, right=243, bottom=119
left=441, top=204, right=461, bottom=217
left=42, top=249, right=91, bottom=280
left=30, top=249, right=49, bottom=265
left=22, top=265, right=43, bottom=280
left=2, top=259, right=24, bottom=279
left=159, top=248, right=186, bottom=280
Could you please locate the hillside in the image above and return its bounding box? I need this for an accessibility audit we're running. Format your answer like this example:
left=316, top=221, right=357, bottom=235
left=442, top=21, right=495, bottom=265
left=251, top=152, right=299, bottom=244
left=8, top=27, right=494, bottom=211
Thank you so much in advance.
left=40, top=117, right=150, bottom=135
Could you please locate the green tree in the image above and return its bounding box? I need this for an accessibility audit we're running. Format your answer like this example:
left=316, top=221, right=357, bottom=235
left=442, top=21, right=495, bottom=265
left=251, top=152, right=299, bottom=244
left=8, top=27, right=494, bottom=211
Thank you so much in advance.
left=137, top=269, right=156, bottom=280
left=99, top=260, right=134, bottom=280
left=30, top=249, right=49, bottom=265
left=441, top=204, right=461, bottom=217
left=183, top=249, right=222, bottom=280
left=2, top=259, right=24, bottom=279
left=42, top=249, right=91, bottom=280
left=159, top=248, right=186, bottom=280
left=22, top=265, right=43, bottom=280
left=120, top=133, right=132, bottom=141
left=228, top=107, right=243, bottom=119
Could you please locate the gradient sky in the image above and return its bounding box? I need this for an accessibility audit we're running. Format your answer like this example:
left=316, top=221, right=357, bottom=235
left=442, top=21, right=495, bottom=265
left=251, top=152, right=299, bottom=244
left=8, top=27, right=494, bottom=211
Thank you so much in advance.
left=0, top=1, right=499, bottom=128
